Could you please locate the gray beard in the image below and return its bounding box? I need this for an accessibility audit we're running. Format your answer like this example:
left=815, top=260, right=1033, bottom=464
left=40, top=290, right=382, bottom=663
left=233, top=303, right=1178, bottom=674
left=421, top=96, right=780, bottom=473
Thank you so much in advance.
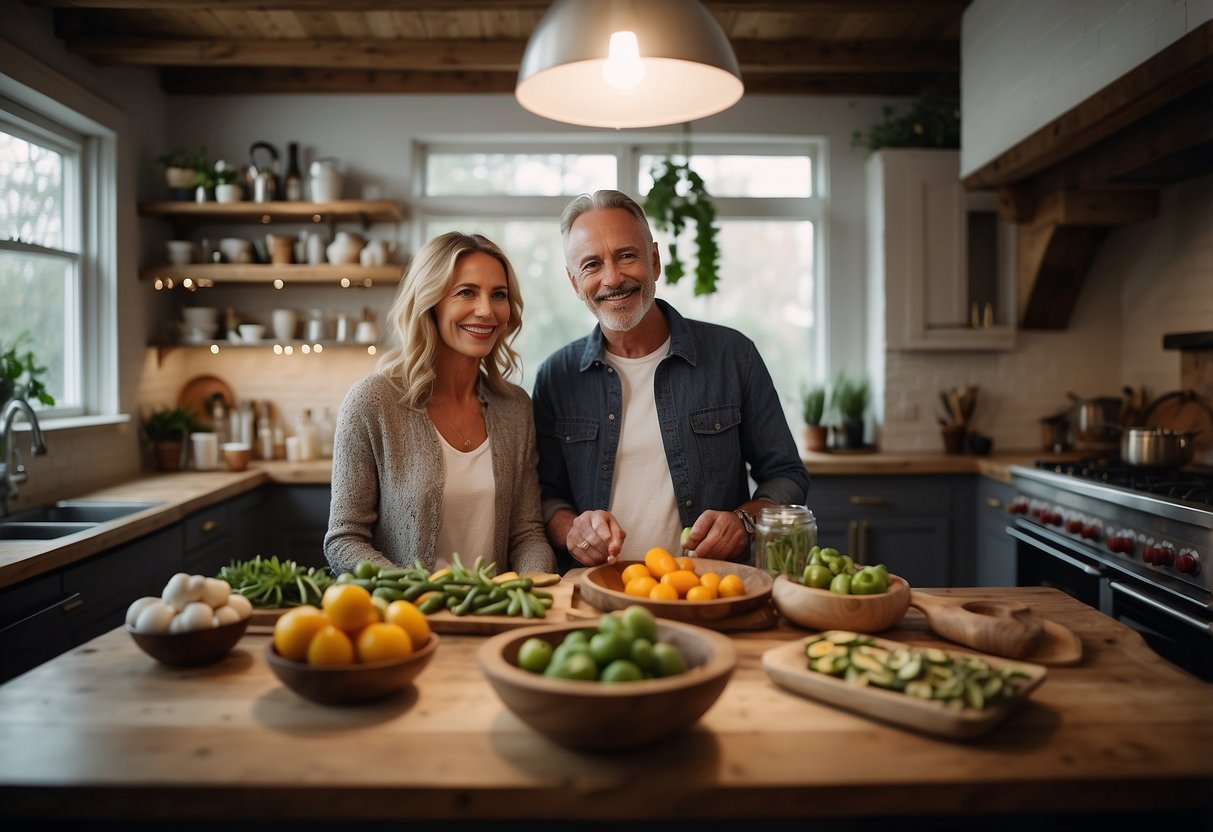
left=581, top=281, right=656, bottom=333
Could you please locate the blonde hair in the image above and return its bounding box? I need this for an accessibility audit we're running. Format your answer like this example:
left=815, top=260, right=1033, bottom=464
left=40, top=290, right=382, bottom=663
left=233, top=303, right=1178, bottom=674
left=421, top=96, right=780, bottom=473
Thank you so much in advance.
left=376, top=232, right=524, bottom=408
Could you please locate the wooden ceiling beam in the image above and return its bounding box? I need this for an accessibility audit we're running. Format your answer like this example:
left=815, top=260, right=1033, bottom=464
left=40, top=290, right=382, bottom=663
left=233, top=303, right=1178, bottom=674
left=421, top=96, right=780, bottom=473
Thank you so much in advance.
left=33, top=1, right=969, bottom=11
left=66, top=35, right=955, bottom=73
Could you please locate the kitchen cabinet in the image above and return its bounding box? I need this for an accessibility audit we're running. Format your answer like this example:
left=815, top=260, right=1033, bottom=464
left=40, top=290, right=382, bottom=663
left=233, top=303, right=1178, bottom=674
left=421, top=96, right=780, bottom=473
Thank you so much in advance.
left=268, top=485, right=331, bottom=569
left=867, top=149, right=1015, bottom=350
left=137, top=199, right=405, bottom=287
left=61, top=525, right=184, bottom=646
left=805, top=475, right=973, bottom=587
left=0, top=571, right=73, bottom=684
left=183, top=489, right=268, bottom=576
left=974, top=476, right=1017, bottom=587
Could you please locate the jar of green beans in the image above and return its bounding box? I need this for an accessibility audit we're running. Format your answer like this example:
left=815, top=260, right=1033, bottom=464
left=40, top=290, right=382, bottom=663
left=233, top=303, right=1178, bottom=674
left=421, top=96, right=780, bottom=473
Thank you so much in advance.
left=755, top=505, right=817, bottom=578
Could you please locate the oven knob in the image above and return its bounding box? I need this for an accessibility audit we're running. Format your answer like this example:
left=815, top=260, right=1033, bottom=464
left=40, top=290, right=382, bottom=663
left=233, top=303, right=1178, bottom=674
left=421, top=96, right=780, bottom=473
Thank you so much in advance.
left=1048, top=511, right=1064, bottom=527
left=1008, top=497, right=1029, bottom=515
left=1082, top=523, right=1101, bottom=541
left=1065, top=517, right=1084, bottom=534
left=1175, top=550, right=1200, bottom=576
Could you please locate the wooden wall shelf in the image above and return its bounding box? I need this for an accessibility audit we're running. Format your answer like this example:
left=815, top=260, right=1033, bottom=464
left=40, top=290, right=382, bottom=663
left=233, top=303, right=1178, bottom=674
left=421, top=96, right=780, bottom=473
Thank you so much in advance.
left=138, top=199, right=404, bottom=225
left=140, top=263, right=403, bottom=286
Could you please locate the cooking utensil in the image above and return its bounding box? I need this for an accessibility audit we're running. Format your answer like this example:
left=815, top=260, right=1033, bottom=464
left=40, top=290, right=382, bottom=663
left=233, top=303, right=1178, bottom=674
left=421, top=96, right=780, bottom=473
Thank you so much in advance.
left=1139, top=389, right=1213, bottom=459
left=1121, top=427, right=1197, bottom=468
left=1067, top=391, right=1124, bottom=444
left=910, top=591, right=1043, bottom=658
left=246, top=141, right=280, bottom=203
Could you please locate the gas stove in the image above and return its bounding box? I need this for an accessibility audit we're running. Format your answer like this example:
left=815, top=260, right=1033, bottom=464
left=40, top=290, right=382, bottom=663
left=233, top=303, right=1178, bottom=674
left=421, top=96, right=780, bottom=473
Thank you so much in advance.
left=1034, top=456, right=1213, bottom=506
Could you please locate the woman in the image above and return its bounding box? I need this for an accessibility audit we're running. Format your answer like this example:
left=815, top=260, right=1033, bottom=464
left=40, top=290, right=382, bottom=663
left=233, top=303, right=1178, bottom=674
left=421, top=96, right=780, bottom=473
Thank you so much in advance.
left=324, top=232, right=556, bottom=576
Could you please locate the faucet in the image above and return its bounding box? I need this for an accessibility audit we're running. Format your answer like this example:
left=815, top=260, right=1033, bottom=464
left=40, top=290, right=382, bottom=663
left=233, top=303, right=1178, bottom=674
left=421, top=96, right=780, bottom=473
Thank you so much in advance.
left=1, top=398, right=48, bottom=517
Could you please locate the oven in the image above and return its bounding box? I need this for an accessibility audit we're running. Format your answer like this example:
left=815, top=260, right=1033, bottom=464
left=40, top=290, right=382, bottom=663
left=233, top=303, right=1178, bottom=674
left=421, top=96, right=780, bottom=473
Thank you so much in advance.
left=1007, top=461, right=1213, bottom=682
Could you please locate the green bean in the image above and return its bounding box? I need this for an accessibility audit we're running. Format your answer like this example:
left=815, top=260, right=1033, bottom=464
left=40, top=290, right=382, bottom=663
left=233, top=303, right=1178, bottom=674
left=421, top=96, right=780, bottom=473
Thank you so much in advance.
left=417, top=593, right=446, bottom=614
left=474, top=599, right=511, bottom=616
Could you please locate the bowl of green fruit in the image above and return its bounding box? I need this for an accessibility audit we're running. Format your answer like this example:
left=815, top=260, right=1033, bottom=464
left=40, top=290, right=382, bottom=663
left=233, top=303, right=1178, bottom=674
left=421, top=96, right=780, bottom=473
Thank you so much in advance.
left=477, top=606, right=737, bottom=750
left=771, top=547, right=910, bottom=633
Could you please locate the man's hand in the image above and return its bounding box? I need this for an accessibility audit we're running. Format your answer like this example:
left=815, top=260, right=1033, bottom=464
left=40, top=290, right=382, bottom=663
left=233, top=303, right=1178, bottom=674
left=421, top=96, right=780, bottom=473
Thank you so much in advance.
left=681, top=510, right=750, bottom=561
left=550, top=508, right=626, bottom=566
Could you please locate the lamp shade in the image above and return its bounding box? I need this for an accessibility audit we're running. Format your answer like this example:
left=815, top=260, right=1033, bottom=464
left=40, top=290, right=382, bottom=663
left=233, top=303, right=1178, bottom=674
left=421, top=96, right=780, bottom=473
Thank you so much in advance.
left=516, top=0, right=744, bottom=129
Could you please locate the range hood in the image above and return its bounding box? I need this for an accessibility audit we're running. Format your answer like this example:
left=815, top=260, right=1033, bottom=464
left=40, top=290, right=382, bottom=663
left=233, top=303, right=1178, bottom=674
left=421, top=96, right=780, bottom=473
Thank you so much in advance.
left=963, top=21, right=1212, bottom=330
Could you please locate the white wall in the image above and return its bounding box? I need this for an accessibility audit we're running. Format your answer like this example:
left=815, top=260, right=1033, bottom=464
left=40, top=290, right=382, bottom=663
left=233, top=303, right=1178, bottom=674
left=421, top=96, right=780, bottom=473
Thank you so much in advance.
left=961, top=0, right=1213, bottom=176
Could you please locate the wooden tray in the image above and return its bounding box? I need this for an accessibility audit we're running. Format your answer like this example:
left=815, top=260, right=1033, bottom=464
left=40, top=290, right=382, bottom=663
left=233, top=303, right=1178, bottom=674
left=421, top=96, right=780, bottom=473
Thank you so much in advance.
left=762, top=635, right=1048, bottom=740
left=177, top=374, right=235, bottom=426
left=248, top=578, right=576, bottom=636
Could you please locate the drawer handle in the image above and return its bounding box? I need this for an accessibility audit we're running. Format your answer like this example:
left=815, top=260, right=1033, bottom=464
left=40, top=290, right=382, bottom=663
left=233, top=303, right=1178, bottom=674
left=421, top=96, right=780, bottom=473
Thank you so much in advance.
left=62, top=596, right=84, bottom=614
left=201, top=519, right=221, bottom=534
left=986, top=497, right=1003, bottom=509
left=849, top=496, right=887, bottom=506
left=0, top=592, right=83, bottom=633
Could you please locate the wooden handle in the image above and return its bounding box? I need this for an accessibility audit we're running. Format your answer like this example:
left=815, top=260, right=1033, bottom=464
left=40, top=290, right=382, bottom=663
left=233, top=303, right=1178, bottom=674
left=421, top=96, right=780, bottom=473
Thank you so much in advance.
left=910, top=591, right=1044, bottom=659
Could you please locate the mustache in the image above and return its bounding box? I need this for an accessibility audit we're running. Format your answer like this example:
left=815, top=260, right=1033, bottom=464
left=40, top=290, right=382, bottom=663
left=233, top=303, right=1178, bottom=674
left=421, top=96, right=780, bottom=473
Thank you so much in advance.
left=592, top=282, right=642, bottom=302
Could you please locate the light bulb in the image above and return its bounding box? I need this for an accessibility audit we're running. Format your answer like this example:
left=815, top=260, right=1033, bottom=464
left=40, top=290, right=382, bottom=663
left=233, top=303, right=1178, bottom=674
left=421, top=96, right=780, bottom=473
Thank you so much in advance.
left=602, top=31, right=645, bottom=90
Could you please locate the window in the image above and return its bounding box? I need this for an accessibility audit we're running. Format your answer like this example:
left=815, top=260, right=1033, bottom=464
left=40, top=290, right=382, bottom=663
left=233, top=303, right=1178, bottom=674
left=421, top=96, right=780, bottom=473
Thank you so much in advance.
left=417, top=139, right=823, bottom=429
left=0, top=104, right=84, bottom=415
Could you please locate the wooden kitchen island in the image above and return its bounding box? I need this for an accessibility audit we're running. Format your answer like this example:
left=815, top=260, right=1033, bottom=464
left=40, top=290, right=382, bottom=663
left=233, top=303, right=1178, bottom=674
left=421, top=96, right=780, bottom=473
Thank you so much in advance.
left=1, top=587, right=1209, bottom=830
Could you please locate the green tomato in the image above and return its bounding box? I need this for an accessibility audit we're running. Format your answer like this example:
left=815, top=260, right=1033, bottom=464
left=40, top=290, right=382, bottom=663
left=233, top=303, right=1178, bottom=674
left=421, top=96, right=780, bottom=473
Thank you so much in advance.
left=589, top=631, right=633, bottom=666
left=829, top=573, right=852, bottom=595
left=651, top=642, right=688, bottom=677
left=354, top=561, right=380, bottom=580
left=596, top=613, right=635, bottom=643
left=600, top=659, right=644, bottom=683
left=516, top=637, right=554, bottom=673
left=803, top=563, right=833, bottom=589
left=850, top=567, right=888, bottom=595
left=820, top=547, right=841, bottom=562
left=630, top=637, right=656, bottom=673
left=621, top=605, right=658, bottom=643
left=838, top=555, right=854, bottom=574
left=562, top=629, right=591, bottom=648
left=545, top=651, right=597, bottom=681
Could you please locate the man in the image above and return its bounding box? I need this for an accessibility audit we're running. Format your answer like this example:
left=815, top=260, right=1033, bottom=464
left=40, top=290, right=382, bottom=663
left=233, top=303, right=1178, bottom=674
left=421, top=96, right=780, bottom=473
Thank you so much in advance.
left=533, top=189, right=809, bottom=567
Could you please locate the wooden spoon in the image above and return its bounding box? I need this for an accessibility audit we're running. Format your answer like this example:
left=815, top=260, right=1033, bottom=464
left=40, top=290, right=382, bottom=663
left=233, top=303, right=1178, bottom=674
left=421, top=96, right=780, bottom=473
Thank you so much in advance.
left=910, top=591, right=1044, bottom=659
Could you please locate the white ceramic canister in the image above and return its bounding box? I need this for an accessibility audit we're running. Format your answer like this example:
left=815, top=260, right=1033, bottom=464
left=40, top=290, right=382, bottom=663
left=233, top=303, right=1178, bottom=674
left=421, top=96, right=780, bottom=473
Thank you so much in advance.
left=308, top=158, right=341, bottom=202
left=306, top=231, right=327, bottom=264
left=271, top=308, right=297, bottom=342
left=190, top=432, right=219, bottom=471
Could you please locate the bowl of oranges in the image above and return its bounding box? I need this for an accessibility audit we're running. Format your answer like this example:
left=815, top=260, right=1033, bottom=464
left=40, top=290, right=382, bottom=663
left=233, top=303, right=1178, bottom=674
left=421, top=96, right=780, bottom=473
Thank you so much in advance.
left=265, top=583, right=439, bottom=705
left=578, top=548, right=774, bottom=623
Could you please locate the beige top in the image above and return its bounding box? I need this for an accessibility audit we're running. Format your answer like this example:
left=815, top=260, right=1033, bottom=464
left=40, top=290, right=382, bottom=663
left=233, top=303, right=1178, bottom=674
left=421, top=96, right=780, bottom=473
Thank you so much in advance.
left=324, top=372, right=556, bottom=576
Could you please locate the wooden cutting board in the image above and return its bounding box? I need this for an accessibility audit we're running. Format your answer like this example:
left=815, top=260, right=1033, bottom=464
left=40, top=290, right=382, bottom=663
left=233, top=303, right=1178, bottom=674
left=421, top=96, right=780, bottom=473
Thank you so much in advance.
left=762, top=636, right=1048, bottom=740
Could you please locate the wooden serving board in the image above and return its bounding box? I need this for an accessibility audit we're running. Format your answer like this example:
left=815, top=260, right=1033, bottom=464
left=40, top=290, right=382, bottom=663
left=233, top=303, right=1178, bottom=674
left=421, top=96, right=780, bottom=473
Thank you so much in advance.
left=762, top=636, right=1048, bottom=740
left=909, top=591, right=1083, bottom=666
left=248, top=578, right=577, bottom=636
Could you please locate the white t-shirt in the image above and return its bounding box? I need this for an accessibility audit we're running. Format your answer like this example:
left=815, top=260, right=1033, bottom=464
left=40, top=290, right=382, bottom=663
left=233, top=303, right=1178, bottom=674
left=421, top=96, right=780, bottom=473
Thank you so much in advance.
left=606, top=339, right=682, bottom=561
left=434, top=434, right=495, bottom=570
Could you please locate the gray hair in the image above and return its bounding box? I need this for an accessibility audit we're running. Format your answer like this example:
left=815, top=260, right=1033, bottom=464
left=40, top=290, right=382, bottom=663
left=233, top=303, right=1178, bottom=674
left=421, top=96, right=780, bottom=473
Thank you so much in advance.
left=559, top=189, right=653, bottom=248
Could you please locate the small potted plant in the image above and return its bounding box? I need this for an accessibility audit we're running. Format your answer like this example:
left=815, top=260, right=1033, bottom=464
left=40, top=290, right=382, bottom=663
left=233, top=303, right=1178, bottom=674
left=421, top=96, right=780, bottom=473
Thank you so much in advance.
left=143, top=406, right=204, bottom=471
left=213, top=160, right=243, bottom=203
left=831, top=371, right=870, bottom=450
left=801, top=384, right=828, bottom=452
left=158, top=147, right=206, bottom=200
left=1, top=333, right=55, bottom=408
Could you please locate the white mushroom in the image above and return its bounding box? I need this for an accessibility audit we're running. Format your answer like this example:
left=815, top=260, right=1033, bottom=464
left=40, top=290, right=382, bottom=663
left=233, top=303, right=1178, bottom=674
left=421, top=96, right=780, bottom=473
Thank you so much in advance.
left=125, top=596, right=161, bottom=628
left=200, top=577, right=231, bottom=609
left=134, top=600, right=176, bottom=634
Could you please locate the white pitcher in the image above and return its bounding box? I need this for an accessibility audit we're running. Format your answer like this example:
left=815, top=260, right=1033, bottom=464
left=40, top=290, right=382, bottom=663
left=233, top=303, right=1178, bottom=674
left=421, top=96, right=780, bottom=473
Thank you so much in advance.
left=326, top=231, right=363, bottom=265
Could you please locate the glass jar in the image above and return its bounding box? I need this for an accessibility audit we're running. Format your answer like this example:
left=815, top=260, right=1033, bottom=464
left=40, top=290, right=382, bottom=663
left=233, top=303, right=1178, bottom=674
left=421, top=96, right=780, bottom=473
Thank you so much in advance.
left=755, top=505, right=817, bottom=578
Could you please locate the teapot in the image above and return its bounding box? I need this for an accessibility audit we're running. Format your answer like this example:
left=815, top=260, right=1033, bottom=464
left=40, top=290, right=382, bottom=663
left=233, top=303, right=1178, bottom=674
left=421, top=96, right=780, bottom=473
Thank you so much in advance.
left=326, top=231, right=364, bottom=265
left=246, top=141, right=280, bottom=203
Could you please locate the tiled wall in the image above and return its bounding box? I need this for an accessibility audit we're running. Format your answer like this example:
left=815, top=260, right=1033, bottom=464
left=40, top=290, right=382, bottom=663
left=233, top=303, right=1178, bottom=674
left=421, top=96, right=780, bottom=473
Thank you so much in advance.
left=961, top=0, right=1213, bottom=176
left=4, top=422, right=141, bottom=511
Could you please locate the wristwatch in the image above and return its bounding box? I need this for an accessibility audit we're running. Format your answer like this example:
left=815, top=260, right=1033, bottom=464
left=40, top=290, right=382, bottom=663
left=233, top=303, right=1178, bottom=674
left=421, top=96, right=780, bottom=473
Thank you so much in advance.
left=734, top=508, right=756, bottom=537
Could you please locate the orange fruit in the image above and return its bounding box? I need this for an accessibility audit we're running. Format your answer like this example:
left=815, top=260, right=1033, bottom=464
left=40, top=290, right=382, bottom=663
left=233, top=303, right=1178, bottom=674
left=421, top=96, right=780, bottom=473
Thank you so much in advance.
left=306, top=625, right=355, bottom=667
left=675, top=556, right=697, bottom=573
left=685, top=585, right=716, bottom=602
left=717, top=574, right=746, bottom=598
left=620, top=563, right=653, bottom=585
left=322, top=583, right=375, bottom=632
left=625, top=576, right=659, bottom=597
left=699, top=572, right=722, bottom=593
left=660, top=569, right=700, bottom=597
left=648, top=582, right=679, bottom=601
left=385, top=600, right=431, bottom=648
left=355, top=622, right=413, bottom=663
left=273, top=607, right=329, bottom=662
left=644, top=547, right=678, bottom=578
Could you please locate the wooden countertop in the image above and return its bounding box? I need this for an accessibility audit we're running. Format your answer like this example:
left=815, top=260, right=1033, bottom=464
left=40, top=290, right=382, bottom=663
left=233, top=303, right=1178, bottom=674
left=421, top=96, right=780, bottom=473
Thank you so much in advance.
left=0, top=587, right=1208, bottom=826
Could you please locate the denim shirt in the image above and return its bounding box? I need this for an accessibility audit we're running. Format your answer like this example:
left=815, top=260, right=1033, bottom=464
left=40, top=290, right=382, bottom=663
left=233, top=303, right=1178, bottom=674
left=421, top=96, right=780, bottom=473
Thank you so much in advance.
left=533, top=300, right=810, bottom=528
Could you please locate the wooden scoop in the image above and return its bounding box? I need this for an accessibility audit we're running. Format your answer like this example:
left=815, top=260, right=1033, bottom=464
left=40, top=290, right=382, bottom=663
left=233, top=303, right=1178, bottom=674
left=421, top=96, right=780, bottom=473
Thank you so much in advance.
left=909, top=591, right=1083, bottom=665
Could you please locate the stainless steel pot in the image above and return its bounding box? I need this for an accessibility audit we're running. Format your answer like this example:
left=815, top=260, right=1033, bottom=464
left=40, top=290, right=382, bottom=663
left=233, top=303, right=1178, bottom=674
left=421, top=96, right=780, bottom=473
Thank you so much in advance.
left=1120, top=427, right=1196, bottom=468
left=1068, top=392, right=1123, bottom=444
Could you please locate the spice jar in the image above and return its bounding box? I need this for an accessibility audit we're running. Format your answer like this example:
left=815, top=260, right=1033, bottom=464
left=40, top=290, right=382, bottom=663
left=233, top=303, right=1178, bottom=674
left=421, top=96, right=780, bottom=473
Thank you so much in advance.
left=755, top=505, right=817, bottom=578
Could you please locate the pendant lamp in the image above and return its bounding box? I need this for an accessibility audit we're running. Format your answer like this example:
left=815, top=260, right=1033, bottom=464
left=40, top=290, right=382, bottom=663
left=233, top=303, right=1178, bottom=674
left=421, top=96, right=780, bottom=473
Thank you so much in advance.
left=516, top=0, right=744, bottom=129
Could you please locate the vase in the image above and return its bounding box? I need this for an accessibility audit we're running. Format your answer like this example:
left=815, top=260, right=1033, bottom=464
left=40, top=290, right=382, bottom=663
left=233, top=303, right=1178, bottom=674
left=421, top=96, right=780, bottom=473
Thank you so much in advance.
left=152, top=441, right=184, bottom=471
left=842, top=418, right=866, bottom=449
left=215, top=183, right=243, bottom=203
left=326, top=231, right=363, bottom=265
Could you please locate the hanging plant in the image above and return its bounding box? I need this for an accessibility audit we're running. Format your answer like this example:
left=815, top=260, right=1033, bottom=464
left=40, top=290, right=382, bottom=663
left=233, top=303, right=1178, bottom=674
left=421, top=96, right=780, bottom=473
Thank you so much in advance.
left=851, top=80, right=960, bottom=155
left=643, top=128, right=721, bottom=296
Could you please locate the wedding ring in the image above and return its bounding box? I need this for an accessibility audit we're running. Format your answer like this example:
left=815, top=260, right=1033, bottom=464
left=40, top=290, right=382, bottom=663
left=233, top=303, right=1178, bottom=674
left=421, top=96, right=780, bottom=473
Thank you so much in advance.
left=578, top=540, right=590, bottom=549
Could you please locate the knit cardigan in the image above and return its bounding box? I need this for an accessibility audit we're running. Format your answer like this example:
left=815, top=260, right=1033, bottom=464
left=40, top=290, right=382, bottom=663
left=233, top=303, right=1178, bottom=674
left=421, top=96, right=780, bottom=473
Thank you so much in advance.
left=324, top=372, right=556, bottom=576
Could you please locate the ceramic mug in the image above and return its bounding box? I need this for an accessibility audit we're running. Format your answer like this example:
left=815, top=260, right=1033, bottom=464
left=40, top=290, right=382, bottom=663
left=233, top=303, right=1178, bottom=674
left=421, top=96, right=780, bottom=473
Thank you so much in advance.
left=191, top=432, right=219, bottom=471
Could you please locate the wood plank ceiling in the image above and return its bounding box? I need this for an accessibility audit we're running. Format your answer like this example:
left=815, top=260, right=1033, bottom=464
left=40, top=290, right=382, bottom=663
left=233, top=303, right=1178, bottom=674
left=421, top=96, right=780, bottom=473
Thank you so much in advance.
left=27, top=0, right=967, bottom=96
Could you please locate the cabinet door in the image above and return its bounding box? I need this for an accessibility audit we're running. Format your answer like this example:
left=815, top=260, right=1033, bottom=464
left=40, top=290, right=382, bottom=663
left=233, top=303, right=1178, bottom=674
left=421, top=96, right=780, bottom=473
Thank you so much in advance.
left=0, top=572, right=74, bottom=683
left=975, top=477, right=1017, bottom=587
left=269, top=486, right=332, bottom=569
left=184, top=501, right=231, bottom=576
left=61, top=525, right=184, bottom=646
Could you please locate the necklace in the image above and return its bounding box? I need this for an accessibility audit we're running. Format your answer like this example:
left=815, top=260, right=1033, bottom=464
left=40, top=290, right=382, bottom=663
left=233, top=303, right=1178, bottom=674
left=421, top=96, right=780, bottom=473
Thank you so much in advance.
left=432, top=400, right=483, bottom=450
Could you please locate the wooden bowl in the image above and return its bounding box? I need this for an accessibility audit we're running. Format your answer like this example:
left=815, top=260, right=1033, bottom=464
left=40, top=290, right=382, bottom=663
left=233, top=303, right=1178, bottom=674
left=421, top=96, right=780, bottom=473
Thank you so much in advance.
left=266, top=633, right=440, bottom=705
left=478, top=619, right=737, bottom=751
left=126, top=617, right=250, bottom=667
left=772, top=574, right=911, bottom=633
left=579, top=558, right=773, bottom=622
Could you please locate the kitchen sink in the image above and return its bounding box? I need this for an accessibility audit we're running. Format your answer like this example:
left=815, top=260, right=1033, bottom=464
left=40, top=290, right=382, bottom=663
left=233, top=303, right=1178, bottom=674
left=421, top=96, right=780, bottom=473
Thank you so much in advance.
left=0, top=521, right=98, bottom=540
left=0, top=500, right=162, bottom=540
left=3, top=500, right=161, bottom=524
